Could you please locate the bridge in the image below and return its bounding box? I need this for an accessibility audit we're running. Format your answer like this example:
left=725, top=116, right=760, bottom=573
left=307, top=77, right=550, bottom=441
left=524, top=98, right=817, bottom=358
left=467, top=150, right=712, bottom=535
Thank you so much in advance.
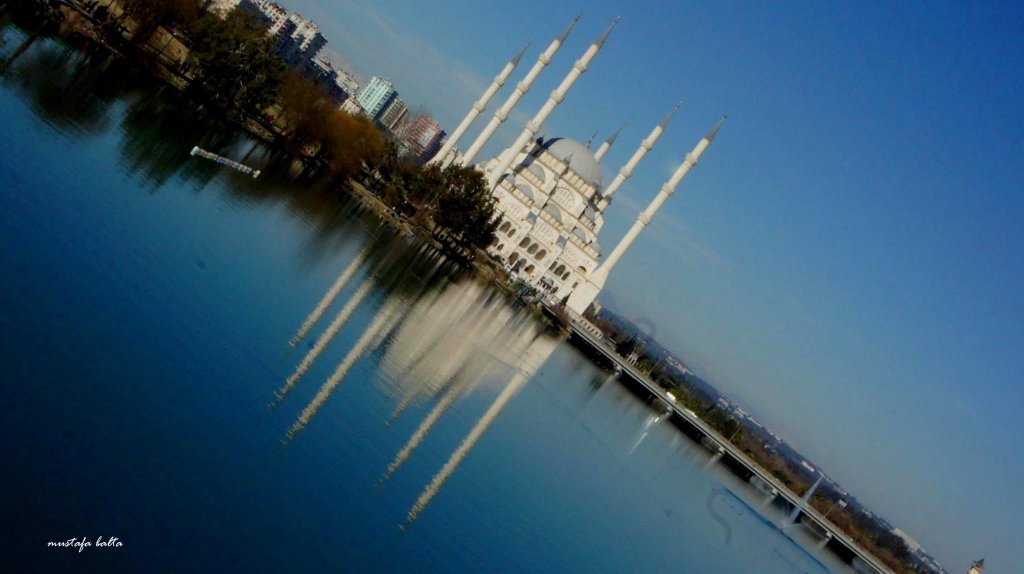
left=558, top=310, right=894, bottom=574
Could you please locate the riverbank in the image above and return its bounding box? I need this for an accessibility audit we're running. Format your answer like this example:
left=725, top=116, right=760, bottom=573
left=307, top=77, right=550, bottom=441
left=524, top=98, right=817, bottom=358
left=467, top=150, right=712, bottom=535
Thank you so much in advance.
left=13, top=0, right=523, bottom=301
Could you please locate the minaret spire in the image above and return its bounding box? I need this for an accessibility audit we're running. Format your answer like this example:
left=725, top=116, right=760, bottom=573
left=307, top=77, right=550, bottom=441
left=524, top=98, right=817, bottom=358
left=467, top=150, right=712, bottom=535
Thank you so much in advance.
left=429, top=43, right=529, bottom=167
left=659, top=100, right=683, bottom=128
left=565, top=116, right=725, bottom=315
left=602, top=100, right=681, bottom=198
left=510, top=42, right=530, bottom=66
left=594, top=17, right=620, bottom=49
left=557, top=14, right=581, bottom=43
left=704, top=114, right=727, bottom=142
left=458, top=17, right=580, bottom=166
left=594, top=122, right=625, bottom=162
left=486, top=18, right=619, bottom=188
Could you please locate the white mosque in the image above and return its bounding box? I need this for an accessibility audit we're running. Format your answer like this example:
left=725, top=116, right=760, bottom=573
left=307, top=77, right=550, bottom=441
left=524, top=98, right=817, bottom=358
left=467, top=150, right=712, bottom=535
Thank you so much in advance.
left=428, top=16, right=725, bottom=316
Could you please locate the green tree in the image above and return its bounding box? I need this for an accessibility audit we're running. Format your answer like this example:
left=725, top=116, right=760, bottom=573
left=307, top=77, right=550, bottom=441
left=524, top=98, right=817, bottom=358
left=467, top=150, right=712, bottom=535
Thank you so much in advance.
left=616, top=335, right=639, bottom=357
left=434, top=164, right=498, bottom=250
left=187, top=9, right=283, bottom=119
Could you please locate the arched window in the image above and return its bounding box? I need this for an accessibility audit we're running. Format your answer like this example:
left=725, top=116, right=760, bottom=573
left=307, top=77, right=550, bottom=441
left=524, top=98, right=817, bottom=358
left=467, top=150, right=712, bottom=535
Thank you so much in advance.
left=519, top=237, right=530, bottom=248
left=496, top=243, right=504, bottom=251
left=527, top=244, right=538, bottom=255
left=554, top=264, right=566, bottom=275
left=536, top=249, right=547, bottom=260
left=506, top=227, right=516, bottom=237
left=562, top=270, right=571, bottom=280
left=524, top=264, right=535, bottom=274
left=578, top=266, right=587, bottom=274
left=509, top=252, right=520, bottom=264
left=549, top=261, right=558, bottom=270
left=499, top=221, right=511, bottom=233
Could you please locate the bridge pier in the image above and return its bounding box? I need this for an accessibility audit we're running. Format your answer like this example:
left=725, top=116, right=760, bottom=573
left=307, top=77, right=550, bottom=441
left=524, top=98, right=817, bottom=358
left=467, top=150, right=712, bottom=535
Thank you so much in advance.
left=817, top=532, right=833, bottom=550
left=762, top=488, right=778, bottom=507
left=704, top=447, right=725, bottom=469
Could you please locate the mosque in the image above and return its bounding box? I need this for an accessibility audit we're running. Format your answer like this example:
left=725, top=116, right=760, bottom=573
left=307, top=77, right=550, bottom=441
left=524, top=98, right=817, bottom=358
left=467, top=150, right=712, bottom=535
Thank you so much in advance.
left=428, top=16, right=724, bottom=316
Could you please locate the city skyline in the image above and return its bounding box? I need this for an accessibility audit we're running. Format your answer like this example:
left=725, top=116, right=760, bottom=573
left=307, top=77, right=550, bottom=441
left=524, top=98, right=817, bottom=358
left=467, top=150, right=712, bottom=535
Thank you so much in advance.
left=262, top=0, right=1020, bottom=569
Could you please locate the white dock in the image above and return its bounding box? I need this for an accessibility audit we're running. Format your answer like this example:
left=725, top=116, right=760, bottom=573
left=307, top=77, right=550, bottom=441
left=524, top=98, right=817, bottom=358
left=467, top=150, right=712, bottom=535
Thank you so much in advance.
left=190, top=146, right=261, bottom=179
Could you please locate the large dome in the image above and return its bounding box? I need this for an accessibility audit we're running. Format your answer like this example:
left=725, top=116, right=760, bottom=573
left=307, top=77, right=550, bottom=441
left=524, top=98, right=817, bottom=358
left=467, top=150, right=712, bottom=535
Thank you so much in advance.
left=542, top=138, right=602, bottom=188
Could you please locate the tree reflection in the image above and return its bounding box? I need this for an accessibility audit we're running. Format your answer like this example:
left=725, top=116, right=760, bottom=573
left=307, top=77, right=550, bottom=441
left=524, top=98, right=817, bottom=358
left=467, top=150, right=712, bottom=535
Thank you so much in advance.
left=117, top=94, right=232, bottom=188
left=0, top=33, right=458, bottom=275
left=1, top=39, right=139, bottom=138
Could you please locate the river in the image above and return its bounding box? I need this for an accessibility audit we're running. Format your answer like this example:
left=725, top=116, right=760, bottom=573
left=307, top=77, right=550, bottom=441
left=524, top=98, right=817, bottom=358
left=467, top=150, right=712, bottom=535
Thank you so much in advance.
left=0, top=29, right=854, bottom=573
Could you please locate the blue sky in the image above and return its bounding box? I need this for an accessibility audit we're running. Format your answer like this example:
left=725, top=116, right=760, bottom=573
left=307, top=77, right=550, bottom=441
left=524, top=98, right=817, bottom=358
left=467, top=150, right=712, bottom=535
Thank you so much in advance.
left=282, top=0, right=1021, bottom=568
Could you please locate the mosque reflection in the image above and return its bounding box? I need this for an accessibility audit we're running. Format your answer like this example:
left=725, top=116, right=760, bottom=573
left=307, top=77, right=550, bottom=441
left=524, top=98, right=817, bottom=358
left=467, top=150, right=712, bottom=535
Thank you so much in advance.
left=275, top=239, right=561, bottom=523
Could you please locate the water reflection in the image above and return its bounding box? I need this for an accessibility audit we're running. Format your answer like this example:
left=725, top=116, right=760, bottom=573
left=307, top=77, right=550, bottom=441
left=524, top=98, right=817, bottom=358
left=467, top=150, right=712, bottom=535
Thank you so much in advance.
left=379, top=282, right=540, bottom=481
left=277, top=237, right=454, bottom=438
left=0, top=31, right=389, bottom=265
left=287, top=247, right=368, bottom=348
left=281, top=251, right=559, bottom=522
left=629, top=412, right=664, bottom=454
left=406, top=333, right=558, bottom=524
left=118, top=95, right=234, bottom=188
left=0, top=38, right=135, bottom=137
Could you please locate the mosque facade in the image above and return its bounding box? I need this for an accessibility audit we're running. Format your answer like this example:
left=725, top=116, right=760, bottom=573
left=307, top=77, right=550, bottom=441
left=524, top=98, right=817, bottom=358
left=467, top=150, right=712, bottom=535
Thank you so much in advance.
left=484, top=136, right=609, bottom=299
left=430, top=16, right=723, bottom=314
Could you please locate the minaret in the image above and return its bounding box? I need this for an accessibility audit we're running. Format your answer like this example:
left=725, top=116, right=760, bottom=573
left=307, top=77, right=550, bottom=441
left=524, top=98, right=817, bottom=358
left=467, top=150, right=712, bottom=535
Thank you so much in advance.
left=428, top=44, right=529, bottom=167
left=485, top=18, right=620, bottom=188
left=458, top=16, right=579, bottom=167
left=968, top=559, right=985, bottom=574
left=565, top=116, right=725, bottom=315
left=593, top=122, right=625, bottom=162
left=602, top=101, right=680, bottom=198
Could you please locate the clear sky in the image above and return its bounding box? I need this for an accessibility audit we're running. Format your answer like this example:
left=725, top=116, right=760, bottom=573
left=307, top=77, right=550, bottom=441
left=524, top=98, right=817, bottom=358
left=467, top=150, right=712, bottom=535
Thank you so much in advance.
left=282, top=0, right=1021, bottom=568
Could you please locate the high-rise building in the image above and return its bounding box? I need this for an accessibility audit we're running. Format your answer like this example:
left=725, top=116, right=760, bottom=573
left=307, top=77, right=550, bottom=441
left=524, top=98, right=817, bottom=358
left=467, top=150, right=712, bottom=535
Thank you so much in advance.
left=232, top=2, right=325, bottom=70
left=378, top=97, right=409, bottom=131
left=208, top=0, right=242, bottom=15
left=273, top=13, right=327, bottom=67
left=401, top=114, right=446, bottom=163
left=237, top=0, right=287, bottom=30
left=357, top=77, right=397, bottom=120
left=340, top=98, right=363, bottom=116
left=335, top=68, right=360, bottom=101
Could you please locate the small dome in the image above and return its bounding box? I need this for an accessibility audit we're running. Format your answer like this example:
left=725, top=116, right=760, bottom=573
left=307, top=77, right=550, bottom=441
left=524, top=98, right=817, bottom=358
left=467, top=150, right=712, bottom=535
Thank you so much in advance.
left=542, top=138, right=602, bottom=188
left=526, top=162, right=546, bottom=184
left=543, top=203, right=563, bottom=223
left=516, top=182, right=534, bottom=200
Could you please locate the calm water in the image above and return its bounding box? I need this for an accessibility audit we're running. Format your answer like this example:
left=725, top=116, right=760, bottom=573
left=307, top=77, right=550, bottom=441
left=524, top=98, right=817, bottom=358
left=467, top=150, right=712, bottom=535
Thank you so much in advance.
left=0, top=32, right=853, bottom=573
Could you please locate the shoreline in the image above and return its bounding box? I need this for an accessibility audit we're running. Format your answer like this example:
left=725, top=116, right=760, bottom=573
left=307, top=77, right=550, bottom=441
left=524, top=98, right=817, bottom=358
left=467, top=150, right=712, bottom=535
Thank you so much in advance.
left=29, top=0, right=525, bottom=307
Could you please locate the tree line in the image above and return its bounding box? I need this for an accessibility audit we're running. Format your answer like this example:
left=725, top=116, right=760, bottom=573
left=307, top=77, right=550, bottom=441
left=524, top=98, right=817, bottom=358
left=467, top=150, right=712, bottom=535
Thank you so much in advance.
left=27, top=0, right=498, bottom=252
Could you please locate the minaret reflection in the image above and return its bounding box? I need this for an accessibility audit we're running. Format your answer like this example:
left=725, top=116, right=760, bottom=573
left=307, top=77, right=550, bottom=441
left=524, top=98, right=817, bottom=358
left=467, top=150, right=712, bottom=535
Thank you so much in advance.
left=284, top=294, right=406, bottom=441
left=287, top=248, right=368, bottom=348
left=275, top=276, right=375, bottom=404
left=275, top=240, right=439, bottom=406
left=380, top=285, right=540, bottom=480
left=281, top=252, right=449, bottom=441
left=405, top=332, right=559, bottom=524
left=379, top=283, right=533, bottom=421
